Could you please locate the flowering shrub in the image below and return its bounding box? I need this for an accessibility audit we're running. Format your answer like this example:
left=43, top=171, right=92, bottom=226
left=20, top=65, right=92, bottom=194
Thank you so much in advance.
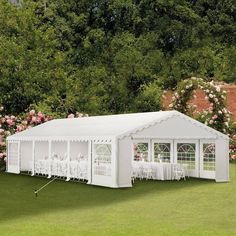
left=0, top=107, right=88, bottom=171
left=167, top=77, right=236, bottom=160
left=168, top=77, right=231, bottom=135
left=229, top=131, right=236, bottom=161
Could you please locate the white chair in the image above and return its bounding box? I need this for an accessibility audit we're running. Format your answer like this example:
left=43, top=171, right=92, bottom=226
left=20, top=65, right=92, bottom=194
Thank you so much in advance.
left=51, top=161, right=59, bottom=176
left=173, top=164, right=185, bottom=181
left=132, top=166, right=140, bottom=182
left=70, top=161, right=77, bottom=179
left=182, top=164, right=190, bottom=178
left=133, top=165, right=143, bottom=180
left=35, top=161, right=41, bottom=175
left=41, top=160, right=49, bottom=176
left=142, top=166, right=153, bottom=180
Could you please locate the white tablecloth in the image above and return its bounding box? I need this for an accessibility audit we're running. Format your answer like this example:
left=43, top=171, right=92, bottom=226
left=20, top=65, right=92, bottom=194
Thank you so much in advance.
left=35, top=160, right=88, bottom=178
left=132, top=161, right=186, bottom=180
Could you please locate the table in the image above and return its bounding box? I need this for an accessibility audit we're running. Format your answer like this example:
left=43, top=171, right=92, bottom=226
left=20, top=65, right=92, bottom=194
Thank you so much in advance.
left=132, top=161, right=186, bottom=180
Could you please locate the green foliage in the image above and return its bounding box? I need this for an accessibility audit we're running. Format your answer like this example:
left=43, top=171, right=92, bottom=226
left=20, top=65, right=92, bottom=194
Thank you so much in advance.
left=134, top=81, right=162, bottom=112
left=0, top=0, right=235, bottom=115
left=0, top=0, right=68, bottom=114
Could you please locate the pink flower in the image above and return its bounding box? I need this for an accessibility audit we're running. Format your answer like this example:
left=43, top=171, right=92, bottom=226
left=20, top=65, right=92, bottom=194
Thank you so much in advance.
left=31, top=116, right=37, bottom=123
left=29, top=110, right=35, bottom=116
left=0, top=128, right=4, bottom=134
left=0, top=153, right=3, bottom=158
left=36, top=117, right=42, bottom=123
left=22, top=120, right=28, bottom=126
left=16, top=125, right=23, bottom=132
left=67, top=114, right=75, bottom=118
left=6, top=119, right=14, bottom=126
left=37, top=111, right=43, bottom=118
left=212, top=115, right=218, bottom=120
left=231, top=155, right=236, bottom=160
left=0, top=141, right=5, bottom=147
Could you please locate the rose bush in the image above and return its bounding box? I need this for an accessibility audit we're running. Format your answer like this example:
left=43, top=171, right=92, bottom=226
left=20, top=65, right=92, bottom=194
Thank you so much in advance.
left=167, top=77, right=236, bottom=160
left=167, top=77, right=231, bottom=135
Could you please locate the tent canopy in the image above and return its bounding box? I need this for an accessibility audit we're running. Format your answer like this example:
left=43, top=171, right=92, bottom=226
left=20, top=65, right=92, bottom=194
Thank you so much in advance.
left=7, top=110, right=228, bottom=141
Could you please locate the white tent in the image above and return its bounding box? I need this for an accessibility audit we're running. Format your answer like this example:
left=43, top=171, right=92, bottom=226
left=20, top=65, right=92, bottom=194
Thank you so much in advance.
left=6, top=111, right=229, bottom=188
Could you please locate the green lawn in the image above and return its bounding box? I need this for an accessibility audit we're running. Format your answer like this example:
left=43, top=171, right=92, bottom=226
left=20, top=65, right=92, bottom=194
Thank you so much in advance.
left=1, top=165, right=236, bottom=236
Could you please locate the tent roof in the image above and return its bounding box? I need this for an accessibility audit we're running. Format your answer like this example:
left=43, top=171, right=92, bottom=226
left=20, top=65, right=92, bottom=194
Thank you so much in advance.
left=7, top=110, right=228, bottom=141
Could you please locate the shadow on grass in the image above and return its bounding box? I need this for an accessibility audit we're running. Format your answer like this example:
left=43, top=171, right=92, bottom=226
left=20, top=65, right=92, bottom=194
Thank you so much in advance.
left=0, top=171, right=220, bottom=223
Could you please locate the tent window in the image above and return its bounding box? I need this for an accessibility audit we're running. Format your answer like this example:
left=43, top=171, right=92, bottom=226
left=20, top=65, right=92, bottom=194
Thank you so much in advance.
left=8, top=143, right=18, bottom=166
left=133, top=143, right=148, bottom=162
left=203, top=143, right=215, bottom=171
left=154, top=143, right=171, bottom=163
left=177, top=143, right=196, bottom=170
left=94, top=144, right=112, bottom=176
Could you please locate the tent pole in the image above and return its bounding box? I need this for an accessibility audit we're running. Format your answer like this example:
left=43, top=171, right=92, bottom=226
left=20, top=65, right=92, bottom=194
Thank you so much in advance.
left=17, top=141, right=20, bottom=174
left=48, top=140, right=52, bottom=178
left=87, top=140, right=92, bottom=184
left=66, top=140, right=70, bottom=181
left=31, top=140, right=35, bottom=176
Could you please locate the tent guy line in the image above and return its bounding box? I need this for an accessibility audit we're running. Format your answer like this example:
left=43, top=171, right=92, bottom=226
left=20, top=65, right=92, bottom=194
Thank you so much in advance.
left=34, top=176, right=58, bottom=197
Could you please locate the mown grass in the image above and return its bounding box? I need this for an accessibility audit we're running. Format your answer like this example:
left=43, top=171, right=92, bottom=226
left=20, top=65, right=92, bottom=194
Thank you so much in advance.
left=0, top=164, right=236, bottom=236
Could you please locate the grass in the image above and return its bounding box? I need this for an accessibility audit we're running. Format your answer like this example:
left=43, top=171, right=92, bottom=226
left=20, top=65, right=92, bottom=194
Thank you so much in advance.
left=0, top=165, right=236, bottom=236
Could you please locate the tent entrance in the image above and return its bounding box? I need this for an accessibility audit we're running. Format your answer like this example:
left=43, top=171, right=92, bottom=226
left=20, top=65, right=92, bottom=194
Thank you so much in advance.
left=174, top=139, right=199, bottom=177
left=91, top=143, right=112, bottom=186
left=7, top=141, right=20, bottom=174
left=199, top=140, right=216, bottom=179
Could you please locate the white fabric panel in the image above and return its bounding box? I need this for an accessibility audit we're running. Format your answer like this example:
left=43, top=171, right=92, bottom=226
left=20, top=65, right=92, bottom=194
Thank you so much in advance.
left=7, top=142, right=20, bottom=174
left=7, top=111, right=177, bottom=139
left=118, top=137, right=132, bottom=187
left=70, top=141, right=88, bottom=161
left=35, top=141, right=48, bottom=161
left=51, top=141, right=67, bottom=160
left=20, top=141, right=32, bottom=171
left=7, top=111, right=227, bottom=141
left=8, top=143, right=18, bottom=166
left=215, top=138, right=229, bottom=182
left=134, top=116, right=218, bottom=139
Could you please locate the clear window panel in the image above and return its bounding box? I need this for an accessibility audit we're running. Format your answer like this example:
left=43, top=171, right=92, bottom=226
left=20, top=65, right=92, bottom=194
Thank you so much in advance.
left=133, top=143, right=148, bottom=162
left=154, top=143, right=171, bottom=163
left=94, top=144, right=112, bottom=176
left=177, top=143, right=196, bottom=170
left=9, top=143, right=18, bottom=166
left=203, top=143, right=215, bottom=171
